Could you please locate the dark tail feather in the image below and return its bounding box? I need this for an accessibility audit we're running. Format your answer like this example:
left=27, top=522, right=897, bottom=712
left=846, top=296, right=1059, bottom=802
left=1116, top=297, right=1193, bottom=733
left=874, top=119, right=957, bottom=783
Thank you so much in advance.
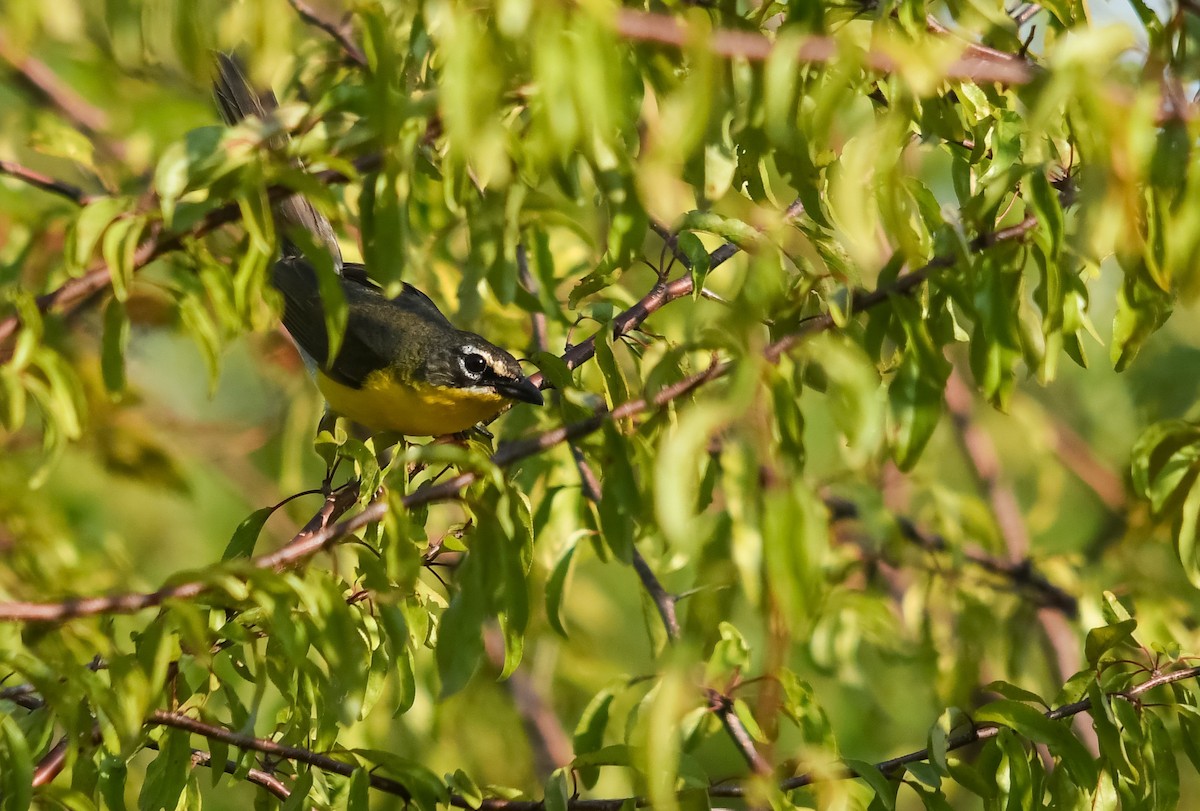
left=213, top=53, right=343, bottom=271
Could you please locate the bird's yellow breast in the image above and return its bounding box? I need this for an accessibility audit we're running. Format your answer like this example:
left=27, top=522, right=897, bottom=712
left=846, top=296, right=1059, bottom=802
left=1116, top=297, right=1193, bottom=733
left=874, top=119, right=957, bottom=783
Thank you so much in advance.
left=316, top=370, right=506, bottom=436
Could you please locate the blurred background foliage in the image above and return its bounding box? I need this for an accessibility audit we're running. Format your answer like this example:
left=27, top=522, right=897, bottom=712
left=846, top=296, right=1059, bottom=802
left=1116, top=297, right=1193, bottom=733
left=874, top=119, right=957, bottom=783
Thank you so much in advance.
left=3, top=0, right=1200, bottom=809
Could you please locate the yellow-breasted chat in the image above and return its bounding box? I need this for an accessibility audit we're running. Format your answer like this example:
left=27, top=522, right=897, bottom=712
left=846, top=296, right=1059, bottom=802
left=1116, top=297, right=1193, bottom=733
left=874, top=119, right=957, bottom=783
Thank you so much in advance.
left=213, top=54, right=543, bottom=436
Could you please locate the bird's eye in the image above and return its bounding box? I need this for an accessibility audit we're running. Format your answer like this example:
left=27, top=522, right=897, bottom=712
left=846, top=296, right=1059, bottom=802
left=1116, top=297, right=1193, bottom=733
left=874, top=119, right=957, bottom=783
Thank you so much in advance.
left=461, top=352, right=488, bottom=378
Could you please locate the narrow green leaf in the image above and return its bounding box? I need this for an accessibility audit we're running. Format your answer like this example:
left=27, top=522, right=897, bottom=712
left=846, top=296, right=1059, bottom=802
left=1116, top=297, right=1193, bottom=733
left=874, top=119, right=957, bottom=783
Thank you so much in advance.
left=101, top=298, right=130, bottom=395
left=0, top=713, right=32, bottom=811
left=222, top=506, right=275, bottom=561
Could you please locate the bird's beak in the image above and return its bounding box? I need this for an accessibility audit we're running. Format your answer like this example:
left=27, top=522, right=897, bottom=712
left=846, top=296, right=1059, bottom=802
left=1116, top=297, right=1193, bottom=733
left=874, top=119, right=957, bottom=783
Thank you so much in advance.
left=497, top=375, right=545, bottom=406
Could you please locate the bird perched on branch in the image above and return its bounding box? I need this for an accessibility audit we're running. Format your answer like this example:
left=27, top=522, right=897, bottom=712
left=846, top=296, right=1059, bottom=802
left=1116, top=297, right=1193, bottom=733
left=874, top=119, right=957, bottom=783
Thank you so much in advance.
left=213, top=54, right=543, bottom=437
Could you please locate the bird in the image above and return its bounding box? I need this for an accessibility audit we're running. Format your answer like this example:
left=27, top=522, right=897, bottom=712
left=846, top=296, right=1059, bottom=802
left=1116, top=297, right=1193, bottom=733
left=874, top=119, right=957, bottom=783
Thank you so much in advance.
left=213, top=54, right=543, bottom=437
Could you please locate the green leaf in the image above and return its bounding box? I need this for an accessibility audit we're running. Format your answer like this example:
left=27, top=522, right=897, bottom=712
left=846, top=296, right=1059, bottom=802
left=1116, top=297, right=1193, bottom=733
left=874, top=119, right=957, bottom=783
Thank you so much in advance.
left=543, top=768, right=570, bottom=811
left=138, top=730, right=189, bottom=811
left=98, top=753, right=130, bottom=811
left=1084, top=619, right=1137, bottom=667
left=446, top=769, right=482, bottom=810
left=347, top=769, right=370, bottom=811
left=101, top=298, right=130, bottom=396
left=545, top=541, right=577, bottom=637
left=846, top=759, right=897, bottom=810
left=0, top=713, right=32, bottom=811
left=1111, top=269, right=1173, bottom=372
left=222, top=506, right=275, bottom=560
left=70, top=197, right=128, bottom=270
left=573, top=687, right=617, bottom=789
left=974, top=700, right=1097, bottom=786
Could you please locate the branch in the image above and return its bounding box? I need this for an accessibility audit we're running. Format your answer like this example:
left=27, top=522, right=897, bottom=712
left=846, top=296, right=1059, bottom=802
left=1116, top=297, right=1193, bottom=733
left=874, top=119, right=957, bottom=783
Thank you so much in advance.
left=0, top=31, right=125, bottom=161
left=569, top=444, right=682, bottom=643
left=707, top=689, right=773, bottom=778
left=543, top=197, right=806, bottom=386
left=0, top=153, right=382, bottom=354
left=0, top=160, right=93, bottom=205
left=286, top=0, right=368, bottom=67
left=16, top=660, right=1196, bottom=807
left=943, top=369, right=1096, bottom=754
left=613, top=8, right=1035, bottom=86
left=823, top=495, right=1078, bottom=617
left=763, top=664, right=1200, bottom=794
left=0, top=484, right=360, bottom=621
left=0, top=214, right=1041, bottom=624
left=148, top=710, right=413, bottom=798
left=13, top=694, right=292, bottom=801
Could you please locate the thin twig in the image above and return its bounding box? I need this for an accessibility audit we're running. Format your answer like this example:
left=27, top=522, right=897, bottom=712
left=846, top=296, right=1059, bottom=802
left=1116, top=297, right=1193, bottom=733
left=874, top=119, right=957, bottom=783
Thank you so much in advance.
left=570, top=444, right=682, bottom=642
left=15, top=661, right=1198, bottom=807
left=707, top=689, right=773, bottom=777
left=286, top=0, right=368, bottom=67
left=0, top=160, right=93, bottom=205
left=0, top=153, right=383, bottom=355
left=614, top=8, right=1035, bottom=86
left=943, top=369, right=1097, bottom=755
left=823, top=495, right=1078, bottom=616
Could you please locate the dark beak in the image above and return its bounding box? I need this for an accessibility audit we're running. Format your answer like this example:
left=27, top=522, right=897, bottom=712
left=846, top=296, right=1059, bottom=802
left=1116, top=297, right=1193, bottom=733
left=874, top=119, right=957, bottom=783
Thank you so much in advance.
left=496, top=375, right=544, bottom=406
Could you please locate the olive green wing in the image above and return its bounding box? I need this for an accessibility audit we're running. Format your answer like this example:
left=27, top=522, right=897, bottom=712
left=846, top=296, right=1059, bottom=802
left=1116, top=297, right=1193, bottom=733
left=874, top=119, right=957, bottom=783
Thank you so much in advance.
left=271, top=257, right=392, bottom=388
left=273, top=259, right=455, bottom=389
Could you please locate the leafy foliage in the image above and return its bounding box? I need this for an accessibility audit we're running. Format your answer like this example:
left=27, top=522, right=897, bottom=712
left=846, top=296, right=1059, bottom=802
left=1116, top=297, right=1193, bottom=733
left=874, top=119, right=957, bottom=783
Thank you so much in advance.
left=3, top=0, right=1200, bottom=810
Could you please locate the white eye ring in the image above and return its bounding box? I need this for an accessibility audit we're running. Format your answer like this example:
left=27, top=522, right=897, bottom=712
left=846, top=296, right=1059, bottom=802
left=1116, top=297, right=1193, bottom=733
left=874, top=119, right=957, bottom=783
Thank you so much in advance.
left=460, top=351, right=488, bottom=377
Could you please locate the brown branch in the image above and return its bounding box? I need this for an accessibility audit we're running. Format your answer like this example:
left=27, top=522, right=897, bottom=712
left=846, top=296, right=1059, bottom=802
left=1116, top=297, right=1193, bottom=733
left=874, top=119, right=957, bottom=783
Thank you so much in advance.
left=544, top=197, right=806, bottom=387
left=569, top=444, right=682, bottom=643
left=0, top=153, right=382, bottom=355
left=823, top=495, right=1078, bottom=616
left=943, top=369, right=1097, bottom=755
left=0, top=32, right=125, bottom=162
left=613, top=8, right=1035, bottom=86
left=707, top=689, right=773, bottom=778
left=32, top=737, right=68, bottom=787
left=14, top=696, right=292, bottom=801
left=483, top=627, right=574, bottom=778
left=0, top=214, right=1040, bottom=624
left=148, top=710, right=413, bottom=797
left=18, top=659, right=1196, bottom=808
left=765, top=664, right=1200, bottom=794
left=188, top=747, right=291, bottom=801
left=0, top=160, right=93, bottom=205
left=286, top=0, right=368, bottom=67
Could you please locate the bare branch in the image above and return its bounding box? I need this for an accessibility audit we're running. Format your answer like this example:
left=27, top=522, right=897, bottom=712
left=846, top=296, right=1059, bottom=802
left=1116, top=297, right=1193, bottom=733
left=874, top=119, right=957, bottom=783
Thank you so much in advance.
left=824, top=495, right=1078, bottom=616
left=32, top=737, right=68, bottom=787
left=0, top=160, right=93, bottom=205
left=943, top=369, right=1096, bottom=754
left=707, top=689, right=773, bottom=777
left=0, top=31, right=125, bottom=161
left=286, top=0, right=368, bottom=67
left=614, top=8, right=1035, bottom=86
left=0, top=153, right=383, bottom=356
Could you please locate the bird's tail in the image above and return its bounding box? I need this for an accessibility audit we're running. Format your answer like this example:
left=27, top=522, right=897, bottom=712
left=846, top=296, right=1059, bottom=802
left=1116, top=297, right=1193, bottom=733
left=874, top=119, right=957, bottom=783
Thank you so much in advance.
left=213, top=53, right=343, bottom=270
